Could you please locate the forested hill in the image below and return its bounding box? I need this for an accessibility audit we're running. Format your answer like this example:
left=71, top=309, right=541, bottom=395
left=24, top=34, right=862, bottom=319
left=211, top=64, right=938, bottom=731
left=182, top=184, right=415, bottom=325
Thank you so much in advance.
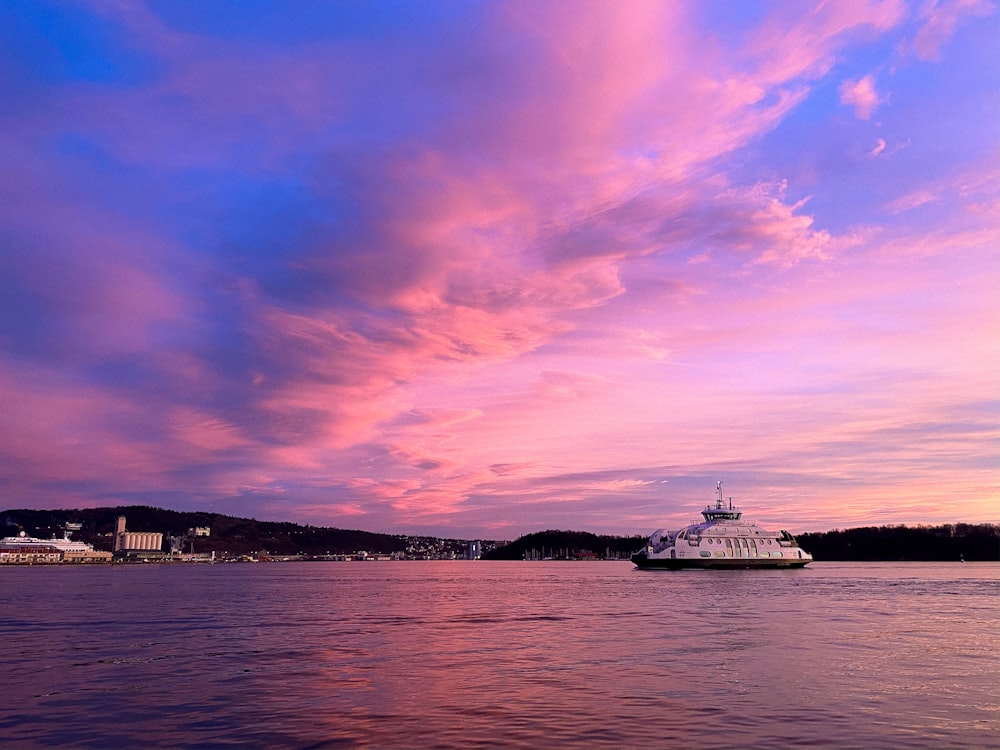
left=481, top=530, right=646, bottom=560
left=0, top=506, right=458, bottom=558
left=796, top=524, right=999, bottom=562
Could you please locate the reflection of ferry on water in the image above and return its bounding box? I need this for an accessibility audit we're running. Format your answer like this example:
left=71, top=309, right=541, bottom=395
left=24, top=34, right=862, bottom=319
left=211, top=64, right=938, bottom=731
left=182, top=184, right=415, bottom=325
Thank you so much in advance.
left=631, top=483, right=813, bottom=569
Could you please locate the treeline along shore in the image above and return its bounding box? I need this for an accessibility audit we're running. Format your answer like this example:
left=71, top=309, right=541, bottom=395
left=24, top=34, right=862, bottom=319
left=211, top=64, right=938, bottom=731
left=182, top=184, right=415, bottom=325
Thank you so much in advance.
left=2, top=506, right=998, bottom=561
left=796, top=524, right=999, bottom=562
left=483, top=524, right=999, bottom=561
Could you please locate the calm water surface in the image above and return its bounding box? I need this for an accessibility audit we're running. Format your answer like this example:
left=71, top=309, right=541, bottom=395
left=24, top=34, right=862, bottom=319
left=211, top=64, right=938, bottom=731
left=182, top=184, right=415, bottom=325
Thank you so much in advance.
left=1, top=561, right=997, bottom=749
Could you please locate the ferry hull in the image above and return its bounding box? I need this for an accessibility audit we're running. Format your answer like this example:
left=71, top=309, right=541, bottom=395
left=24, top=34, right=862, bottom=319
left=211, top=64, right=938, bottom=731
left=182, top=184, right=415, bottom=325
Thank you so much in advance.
left=631, top=553, right=810, bottom=569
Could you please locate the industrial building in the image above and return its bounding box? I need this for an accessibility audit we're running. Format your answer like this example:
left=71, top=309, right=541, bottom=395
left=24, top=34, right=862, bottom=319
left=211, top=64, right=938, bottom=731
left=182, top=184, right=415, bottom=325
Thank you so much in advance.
left=113, top=516, right=164, bottom=557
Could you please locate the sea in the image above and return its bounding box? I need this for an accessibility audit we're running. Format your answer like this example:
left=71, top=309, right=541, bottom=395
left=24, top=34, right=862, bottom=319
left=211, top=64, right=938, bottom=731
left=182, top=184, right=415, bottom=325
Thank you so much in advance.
left=1, top=561, right=997, bottom=749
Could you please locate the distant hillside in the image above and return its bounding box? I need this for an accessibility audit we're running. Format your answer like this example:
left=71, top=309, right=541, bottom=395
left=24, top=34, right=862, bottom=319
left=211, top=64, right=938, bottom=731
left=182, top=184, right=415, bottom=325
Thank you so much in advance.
left=482, top=525, right=999, bottom=562
left=3, top=507, right=996, bottom=562
left=481, top=530, right=644, bottom=560
left=797, top=524, right=999, bottom=562
left=0, top=506, right=470, bottom=558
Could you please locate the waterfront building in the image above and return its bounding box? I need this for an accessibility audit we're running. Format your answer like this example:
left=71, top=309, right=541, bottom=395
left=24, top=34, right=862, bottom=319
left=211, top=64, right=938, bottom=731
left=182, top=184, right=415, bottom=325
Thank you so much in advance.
left=113, top=515, right=164, bottom=556
left=0, top=530, right=113, bottom=564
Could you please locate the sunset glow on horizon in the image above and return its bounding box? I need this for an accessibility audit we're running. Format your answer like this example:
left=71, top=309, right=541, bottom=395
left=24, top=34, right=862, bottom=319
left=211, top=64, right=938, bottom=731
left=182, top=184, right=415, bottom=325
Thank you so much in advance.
left=1, top=0, right=997, bottom=537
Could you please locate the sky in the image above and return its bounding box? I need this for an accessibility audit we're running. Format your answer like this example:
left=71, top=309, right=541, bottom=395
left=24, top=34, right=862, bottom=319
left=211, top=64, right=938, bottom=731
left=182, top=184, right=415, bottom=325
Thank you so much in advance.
left=0, top=0, right=997, bottom=538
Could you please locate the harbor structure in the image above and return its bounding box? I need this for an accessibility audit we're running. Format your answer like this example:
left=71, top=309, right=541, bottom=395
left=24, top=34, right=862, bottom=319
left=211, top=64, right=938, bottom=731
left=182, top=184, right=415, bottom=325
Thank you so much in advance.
left=112, top=515, right=126, bottom=552
left=0, top=525, right=113, bottom=564
left=113, top=515, right=164, bottom=556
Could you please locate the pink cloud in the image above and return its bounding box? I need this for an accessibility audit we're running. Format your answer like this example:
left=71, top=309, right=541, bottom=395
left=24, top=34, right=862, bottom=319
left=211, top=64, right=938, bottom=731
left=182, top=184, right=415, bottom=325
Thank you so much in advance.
left=746, top=0, right=906, bottom=84
left=886, top=188, right=937, bottom=212
left=0, top=360, right=171, bottom=500
left=839, top=74, right=883, bottom=119
left=168, top=408, right=252, bottom=453
left=884, top=162, right=1000, bottom=218
left=910, top=0, right=995, bottom=60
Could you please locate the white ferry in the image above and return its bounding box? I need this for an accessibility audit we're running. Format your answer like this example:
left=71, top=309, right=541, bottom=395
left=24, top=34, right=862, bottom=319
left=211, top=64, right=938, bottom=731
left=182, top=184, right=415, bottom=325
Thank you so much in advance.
left=632, top=482, right=813, bottom=569
left=0, top=529, right=113, bottom=564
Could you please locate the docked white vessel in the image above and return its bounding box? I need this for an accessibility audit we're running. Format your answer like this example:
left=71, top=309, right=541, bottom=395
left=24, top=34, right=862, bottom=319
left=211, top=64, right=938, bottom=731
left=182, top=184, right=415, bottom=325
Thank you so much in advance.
left=632, top=482, right=812, bottom=569
left=0, top=527, right=113, bottom=564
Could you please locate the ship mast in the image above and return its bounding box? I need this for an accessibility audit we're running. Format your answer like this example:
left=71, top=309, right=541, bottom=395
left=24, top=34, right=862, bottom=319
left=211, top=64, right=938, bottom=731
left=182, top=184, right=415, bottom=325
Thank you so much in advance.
left=703, top=480, right=742, bottom=522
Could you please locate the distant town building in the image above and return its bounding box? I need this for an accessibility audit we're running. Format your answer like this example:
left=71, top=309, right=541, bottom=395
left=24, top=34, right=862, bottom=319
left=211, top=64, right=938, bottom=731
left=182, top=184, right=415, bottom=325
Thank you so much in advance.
left=188, top=527, right=211, bottom=537
left=468, top=541, right=481, bottom=560
left=121, top=532, right=163, bottom=551
left=113, top=515, right=163, bottom=555
left=113, top=516, right=126, bottom=552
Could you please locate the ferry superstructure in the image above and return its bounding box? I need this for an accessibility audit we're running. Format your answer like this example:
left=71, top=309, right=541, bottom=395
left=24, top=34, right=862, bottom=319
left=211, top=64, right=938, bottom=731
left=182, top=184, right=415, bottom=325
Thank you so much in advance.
left=631, top=483, right=813, bottom=569
left=0, top=529, right=113, bottom=564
